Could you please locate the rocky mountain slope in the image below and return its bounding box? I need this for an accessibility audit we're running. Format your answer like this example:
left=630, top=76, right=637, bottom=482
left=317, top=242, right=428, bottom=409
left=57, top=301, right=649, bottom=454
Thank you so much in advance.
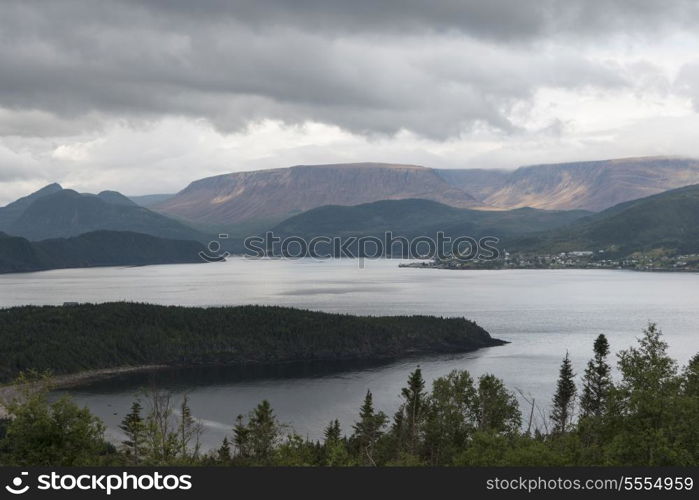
left=154, top=163, right=481, bottom=226
left=438, top=156, right=699, bottom=211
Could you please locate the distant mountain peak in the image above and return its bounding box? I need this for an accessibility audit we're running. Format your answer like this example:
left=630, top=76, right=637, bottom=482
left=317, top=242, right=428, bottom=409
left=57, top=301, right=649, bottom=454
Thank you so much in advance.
left=96, top=190, right=138, bottom=207
left=38, top=182, right=63, bottom=192
left=1, top=182, right=63, bottom=210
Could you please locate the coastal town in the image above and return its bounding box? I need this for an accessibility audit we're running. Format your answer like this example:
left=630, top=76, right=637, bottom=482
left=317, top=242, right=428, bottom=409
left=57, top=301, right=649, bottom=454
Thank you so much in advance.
left=402, top=250, right=699, bottom=272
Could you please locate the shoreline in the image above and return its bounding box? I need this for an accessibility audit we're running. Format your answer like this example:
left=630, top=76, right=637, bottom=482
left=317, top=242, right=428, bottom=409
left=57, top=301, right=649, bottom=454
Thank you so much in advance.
left=399, top=262, right=699, bottom=273
left=0, top=365, right=169, bottom=418
left=0, top=339, right=509, bottom=418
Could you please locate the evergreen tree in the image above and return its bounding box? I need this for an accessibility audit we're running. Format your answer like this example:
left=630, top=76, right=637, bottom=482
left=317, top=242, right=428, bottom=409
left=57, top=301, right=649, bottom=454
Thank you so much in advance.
left=352, top=390, right=387, bottom=466
left=323, top=419, right=342, bottom=445
left=580, top=334, right=612, bottom=418
left=233, top=414, right=250, bottom=459
left=217, top=436, right=232, bottom=463
left=551, top=352, right=576, bottom=433
left=398, top=367, right=427, bottom=454
left=119, top=401, right=145, bottom=464
left=322, top=419, right=350, bottom=465
left=247, top=400, right=282, bottom=463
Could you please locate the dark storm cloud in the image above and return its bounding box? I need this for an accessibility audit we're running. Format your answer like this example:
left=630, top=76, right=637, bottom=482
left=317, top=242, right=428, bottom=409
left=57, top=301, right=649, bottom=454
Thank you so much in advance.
left=127, top=0, right=699, bottom=40
left=0, top=0, right=696, bottom=138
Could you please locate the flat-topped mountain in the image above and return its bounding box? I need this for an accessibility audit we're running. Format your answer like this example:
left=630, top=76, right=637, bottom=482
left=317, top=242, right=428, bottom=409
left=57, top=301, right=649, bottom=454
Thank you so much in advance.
left=154, top=163, right=481, bottom=226
left=0, top=185, right=209, bottom=242
left=438, top=156, right=699, bottom=211
left=153, top=157, right=699, bottom=228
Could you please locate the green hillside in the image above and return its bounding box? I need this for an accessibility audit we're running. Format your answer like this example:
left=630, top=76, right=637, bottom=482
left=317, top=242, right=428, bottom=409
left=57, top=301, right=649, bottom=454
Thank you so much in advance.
left=0, top=231, right=205, bottom=274
left=273, top=198, right=589, bottom=241
left=509, top=184, right=699, bottom=256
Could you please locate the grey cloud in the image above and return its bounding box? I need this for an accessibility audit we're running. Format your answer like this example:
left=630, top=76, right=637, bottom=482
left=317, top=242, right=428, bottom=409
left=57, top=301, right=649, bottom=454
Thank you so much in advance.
left=126, top=0, right=699, bottom=41
left=0, top=0, right=696, bottom=139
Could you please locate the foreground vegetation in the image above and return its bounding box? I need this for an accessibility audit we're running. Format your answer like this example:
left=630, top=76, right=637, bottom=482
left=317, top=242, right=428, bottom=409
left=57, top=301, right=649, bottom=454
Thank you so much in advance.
left=0, top=303, right=501, bottom=382
left=0, top=324, right=697, bottom=466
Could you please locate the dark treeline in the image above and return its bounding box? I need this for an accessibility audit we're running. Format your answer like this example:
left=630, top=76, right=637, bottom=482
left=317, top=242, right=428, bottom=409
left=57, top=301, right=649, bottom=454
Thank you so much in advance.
left=0, top=303, right=502, bottom=383
left=1, top=324, right=697, bottom=466
left=0, top=231, right=205, bottom=274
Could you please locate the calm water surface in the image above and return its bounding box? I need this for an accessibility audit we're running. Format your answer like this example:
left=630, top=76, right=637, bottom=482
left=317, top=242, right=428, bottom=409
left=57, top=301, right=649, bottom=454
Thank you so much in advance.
left=1, top=259, right=697, bottom=447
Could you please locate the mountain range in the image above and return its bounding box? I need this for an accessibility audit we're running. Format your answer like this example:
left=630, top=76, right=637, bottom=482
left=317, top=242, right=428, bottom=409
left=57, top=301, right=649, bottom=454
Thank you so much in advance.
left=3, top=155, right=699, bottom=272
left=150, top=157, right=699, bottom=230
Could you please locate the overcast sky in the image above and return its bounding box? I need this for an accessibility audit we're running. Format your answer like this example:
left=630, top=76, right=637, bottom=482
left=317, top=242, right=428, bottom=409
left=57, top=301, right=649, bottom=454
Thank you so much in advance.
left=2, top=0, right=699, bottom=203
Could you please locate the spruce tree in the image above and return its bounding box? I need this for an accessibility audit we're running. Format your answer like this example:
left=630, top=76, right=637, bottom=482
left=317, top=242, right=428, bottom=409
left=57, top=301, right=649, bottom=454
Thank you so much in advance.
left=580, top=334, right=612, bottom=418
left=400, top=367, right=427, bottom=454
left=233, top=414, right=250, bottom=459
left=247, top=400, right=281, bottom=463
left=119, top=401, right=145, bottom=464
left=551, top=352, right=576, bottom=433
left=323, top=419, right=342, bottom=445
left=352, top=390, right=387, bottom=465
left=217, top=436, right=232, bottom=463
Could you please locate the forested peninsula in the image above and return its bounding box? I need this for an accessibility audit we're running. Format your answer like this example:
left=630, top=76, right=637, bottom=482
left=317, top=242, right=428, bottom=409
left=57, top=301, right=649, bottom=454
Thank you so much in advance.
left=0, top=303, right=504, bottom=382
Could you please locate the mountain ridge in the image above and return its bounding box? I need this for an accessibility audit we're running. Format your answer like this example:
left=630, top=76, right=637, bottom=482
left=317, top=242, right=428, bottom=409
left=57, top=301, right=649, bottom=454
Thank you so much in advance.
left=438, top=156, right=699, bottom=211
left=0, top=186, right=210, bottom=242
left=153, top=157, right=699, bottom=228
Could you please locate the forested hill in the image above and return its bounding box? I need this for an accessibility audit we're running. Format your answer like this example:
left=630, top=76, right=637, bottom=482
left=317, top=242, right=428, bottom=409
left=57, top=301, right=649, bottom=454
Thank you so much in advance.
left=507, top=183, right=699, bottom=255
left=272, top=198, right=589, bottom=240
left=0, top=231, right=205, bottom=274
left=0, top=303, right=504, bottom=382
